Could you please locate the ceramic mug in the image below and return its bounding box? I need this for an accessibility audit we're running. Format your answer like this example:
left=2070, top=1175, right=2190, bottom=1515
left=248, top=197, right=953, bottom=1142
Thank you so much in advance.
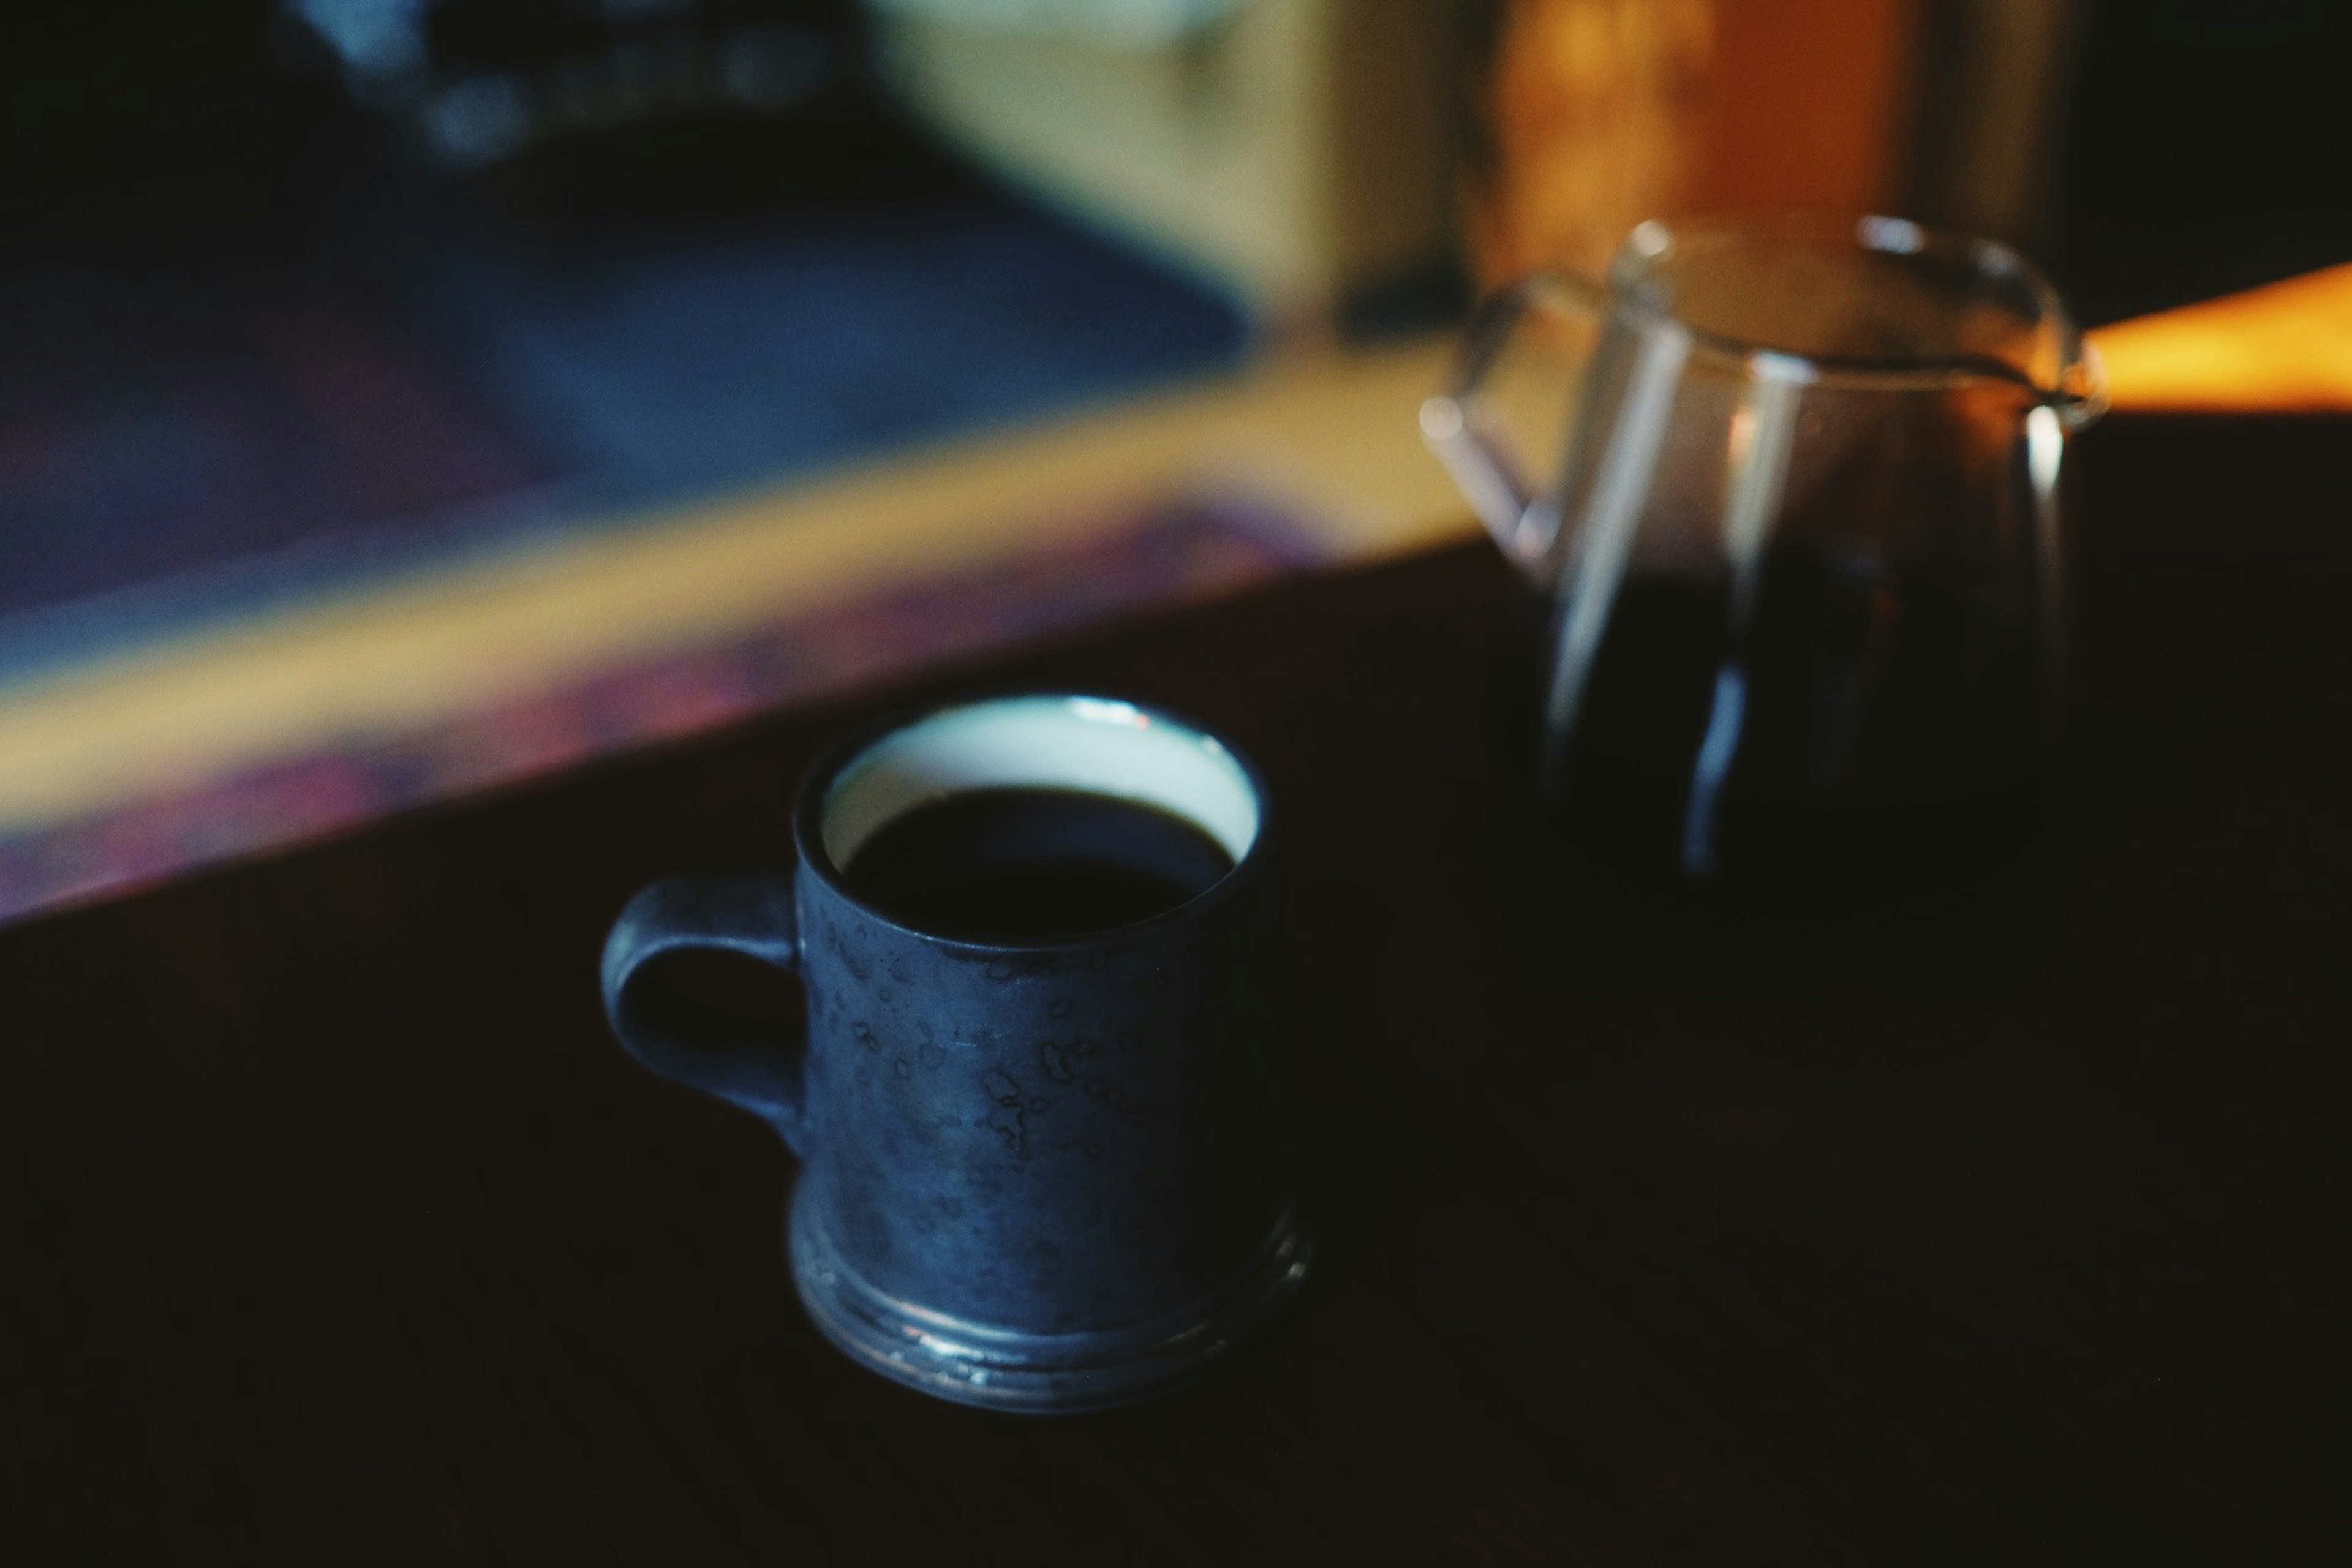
left=601, top=695, right=1314, bottom=1412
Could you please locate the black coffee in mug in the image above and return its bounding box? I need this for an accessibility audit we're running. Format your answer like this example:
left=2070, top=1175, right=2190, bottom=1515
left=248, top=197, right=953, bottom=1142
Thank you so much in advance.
left=842, top=786, right=1236, bottom=941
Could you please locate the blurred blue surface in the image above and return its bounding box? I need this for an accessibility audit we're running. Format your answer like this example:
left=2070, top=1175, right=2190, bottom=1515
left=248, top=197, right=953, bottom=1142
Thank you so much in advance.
left=0, top=179, right=1248, bottom=682
left=438, top=200, right=1246, bottom=506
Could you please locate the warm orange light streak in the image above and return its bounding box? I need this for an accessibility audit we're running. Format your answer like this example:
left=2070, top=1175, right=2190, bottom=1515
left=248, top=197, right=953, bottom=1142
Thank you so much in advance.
left=2088, top=263, right=2352, bottom=413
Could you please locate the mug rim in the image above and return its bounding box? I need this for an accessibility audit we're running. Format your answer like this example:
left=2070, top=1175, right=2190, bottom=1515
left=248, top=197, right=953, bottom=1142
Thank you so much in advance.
left=791, top=690, right=1276, bottom=955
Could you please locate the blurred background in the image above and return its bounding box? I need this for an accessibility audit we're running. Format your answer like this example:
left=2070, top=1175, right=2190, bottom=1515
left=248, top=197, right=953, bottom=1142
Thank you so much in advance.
left=2, top=0, right=2346, bottom=918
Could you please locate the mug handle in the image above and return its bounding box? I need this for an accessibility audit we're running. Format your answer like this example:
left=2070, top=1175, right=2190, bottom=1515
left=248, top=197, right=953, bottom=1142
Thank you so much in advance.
left=601, top=872, right=808, bottom=1154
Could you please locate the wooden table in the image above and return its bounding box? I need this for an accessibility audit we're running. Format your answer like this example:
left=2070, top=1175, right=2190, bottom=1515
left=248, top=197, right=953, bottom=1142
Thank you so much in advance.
left=5, top=417, right=2346, bottom=1561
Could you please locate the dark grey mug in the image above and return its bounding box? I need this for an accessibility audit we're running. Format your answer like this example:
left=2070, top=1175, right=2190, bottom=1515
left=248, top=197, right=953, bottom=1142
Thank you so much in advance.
left=601, top=695, right=1314, bottom=1412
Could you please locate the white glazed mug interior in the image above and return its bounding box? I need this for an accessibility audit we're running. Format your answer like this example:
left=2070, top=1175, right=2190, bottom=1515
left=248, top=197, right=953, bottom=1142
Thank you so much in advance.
left=818, top=695, right=1262, bottom=876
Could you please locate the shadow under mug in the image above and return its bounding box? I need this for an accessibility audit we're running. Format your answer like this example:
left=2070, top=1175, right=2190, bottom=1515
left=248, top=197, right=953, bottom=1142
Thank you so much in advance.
left=601, top=695, right=1314, bottom=1412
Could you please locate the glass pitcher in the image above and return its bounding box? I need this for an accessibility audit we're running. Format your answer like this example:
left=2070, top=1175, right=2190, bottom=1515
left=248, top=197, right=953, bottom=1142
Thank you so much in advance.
left=1423, top=216, right=2106, bottom=893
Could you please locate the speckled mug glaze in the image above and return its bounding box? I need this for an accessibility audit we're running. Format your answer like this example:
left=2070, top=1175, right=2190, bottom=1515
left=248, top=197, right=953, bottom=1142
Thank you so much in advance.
left=602, top=696, right=1313, bottom=1411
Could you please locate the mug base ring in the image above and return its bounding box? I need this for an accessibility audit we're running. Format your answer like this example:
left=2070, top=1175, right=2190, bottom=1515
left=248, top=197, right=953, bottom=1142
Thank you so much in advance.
left=786, top=1182, right=1316, bottom=1414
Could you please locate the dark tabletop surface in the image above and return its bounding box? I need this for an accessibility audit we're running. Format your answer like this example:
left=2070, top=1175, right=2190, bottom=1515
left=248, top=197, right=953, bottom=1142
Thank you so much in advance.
left=4, top=415, right=2347, bottom=1562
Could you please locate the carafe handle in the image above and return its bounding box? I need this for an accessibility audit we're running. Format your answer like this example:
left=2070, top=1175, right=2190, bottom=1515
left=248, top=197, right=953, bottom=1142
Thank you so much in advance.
left=1420, top=271, right=1608, bottom=573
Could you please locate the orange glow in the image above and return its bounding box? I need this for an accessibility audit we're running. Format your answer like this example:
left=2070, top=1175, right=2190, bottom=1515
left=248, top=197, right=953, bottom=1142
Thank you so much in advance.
left=1472, top=0, right=1911, bottom=285
left=2087, top=264, right=2352, bottom=413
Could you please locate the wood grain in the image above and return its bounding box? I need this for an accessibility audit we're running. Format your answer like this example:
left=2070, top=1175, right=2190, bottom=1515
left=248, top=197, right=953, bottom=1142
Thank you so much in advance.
left=3, top=415, right=2347, bottom=1560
